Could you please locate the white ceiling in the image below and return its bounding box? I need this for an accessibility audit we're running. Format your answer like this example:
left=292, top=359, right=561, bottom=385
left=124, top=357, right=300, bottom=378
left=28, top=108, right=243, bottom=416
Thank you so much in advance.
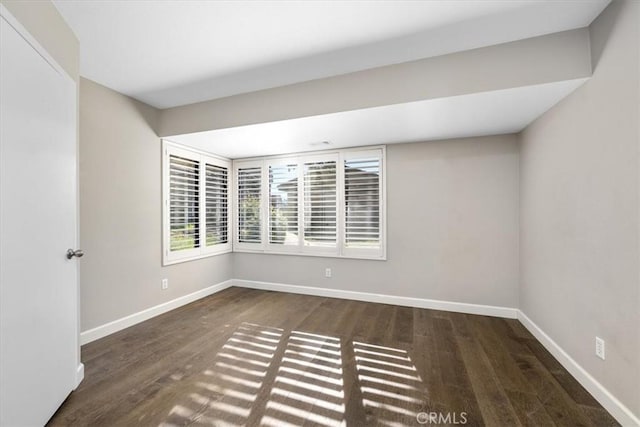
left=169, top=79, right=588, bottom=159
left=54, top=0, right=609, bottom=109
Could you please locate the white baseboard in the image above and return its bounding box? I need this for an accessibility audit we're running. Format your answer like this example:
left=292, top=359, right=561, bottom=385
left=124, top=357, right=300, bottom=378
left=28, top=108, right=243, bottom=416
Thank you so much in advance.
left=79, top=280, right=234, bottom=345
left=79, top=279, right=515, bottom=347
left=75, top=363, right=84, bottom=389
left=232, top=279, right=518, bottom=319
left=517, top=311, right=640, bottom=427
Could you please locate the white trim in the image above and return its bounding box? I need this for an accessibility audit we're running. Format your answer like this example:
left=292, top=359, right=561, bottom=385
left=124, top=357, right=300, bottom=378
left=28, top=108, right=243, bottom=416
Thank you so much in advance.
left=80, top=280, right=234, bottom=345
left=232, top=279, right=518, bottom=318
left=517, top=311, right=640, bottom=427
left=233, top=247, right=386, bottom=261
left=163, top=139, right=231, bottom=162
left=75, top=364, right=84, bottom=389
left=162, top=248, right=232, bottom=266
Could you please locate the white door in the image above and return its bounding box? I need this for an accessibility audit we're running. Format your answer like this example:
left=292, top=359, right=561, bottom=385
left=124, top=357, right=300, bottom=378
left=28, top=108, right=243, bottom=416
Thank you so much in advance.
left=0, top=10, right=80, bottom=427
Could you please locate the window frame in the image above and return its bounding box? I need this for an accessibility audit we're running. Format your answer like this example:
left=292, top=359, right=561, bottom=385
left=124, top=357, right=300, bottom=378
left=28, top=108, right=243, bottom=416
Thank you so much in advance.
left=162, top=140, right=233, bottom=265
left=233, top=146, right=386, bottom=260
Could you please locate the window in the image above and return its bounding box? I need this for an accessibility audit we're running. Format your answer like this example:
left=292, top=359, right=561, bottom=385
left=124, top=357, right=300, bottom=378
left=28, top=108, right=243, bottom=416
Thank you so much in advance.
left=236, top=163, right=262, bottom=246
left=343, top=151, right=381, bottom=256
left=168, top=153, right=200, bottom=253
left=269, top=162, right=299, bottom=247
left=303, top=158, right=337, bottom=249
left=164, top=143, right=384, bottom=263
left=233, top=147, right=385, bottom=259
left=205, top=163, right=229, bottom=246
left=163, top=141, right=231, bottom=264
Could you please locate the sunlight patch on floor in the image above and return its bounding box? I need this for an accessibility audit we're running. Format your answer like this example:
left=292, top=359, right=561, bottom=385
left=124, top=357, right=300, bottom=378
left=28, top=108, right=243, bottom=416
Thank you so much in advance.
left=163, top=322, right=428, bottom=426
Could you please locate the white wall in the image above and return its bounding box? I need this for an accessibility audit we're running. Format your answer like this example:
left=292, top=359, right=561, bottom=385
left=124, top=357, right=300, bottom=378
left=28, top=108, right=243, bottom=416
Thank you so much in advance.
left=519, top=0, right=639, bottom=417
left=79, top=78, right=233, bottom=331
left=235, top=135, right=520, bottom=308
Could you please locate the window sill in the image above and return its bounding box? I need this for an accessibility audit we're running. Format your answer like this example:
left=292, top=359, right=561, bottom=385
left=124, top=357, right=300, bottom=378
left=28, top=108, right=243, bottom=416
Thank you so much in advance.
left=163, top=248, right=233, bottom=266
left=232, top=247, right=387, bottom=261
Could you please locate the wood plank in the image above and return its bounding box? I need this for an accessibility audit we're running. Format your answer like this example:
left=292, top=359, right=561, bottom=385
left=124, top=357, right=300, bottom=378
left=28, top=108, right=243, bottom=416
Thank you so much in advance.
left=525, top=339, right=602, bottom=408
left=469, top=315, right=535, bottom=394
left=512, top=353, right=597, bottom=427
left=47, top=288, right=617, bottom=427
left=454, top=320, right=521, bottom=426
left=505, top=389, right=557, bottom=426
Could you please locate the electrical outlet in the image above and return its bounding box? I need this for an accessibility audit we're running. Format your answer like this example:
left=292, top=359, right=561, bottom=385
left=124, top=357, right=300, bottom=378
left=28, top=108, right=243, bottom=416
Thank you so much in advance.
left=161, top=278, right=168, bottom=290
left=325, top=268, right=332, bottom=278
left=595, top=337, right=605, bottom=360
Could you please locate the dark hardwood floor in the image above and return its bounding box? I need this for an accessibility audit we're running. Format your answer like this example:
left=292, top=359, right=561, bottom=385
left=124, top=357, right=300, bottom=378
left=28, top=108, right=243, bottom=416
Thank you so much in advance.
left=48, top=287, right=618, bottom=426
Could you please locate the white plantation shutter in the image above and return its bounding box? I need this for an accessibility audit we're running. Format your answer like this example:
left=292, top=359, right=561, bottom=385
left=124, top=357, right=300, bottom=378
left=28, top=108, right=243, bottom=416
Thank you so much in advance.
left=231, top=147, right=385, bottom=260
left=344, top=155, right=381, bottom=251
left=303, top=159, right=337, bottom=248
left=163, top=142, right=232, bottom=265
left=269, top=164, right=299, bottom=246
left=169, top=154, right=200, bottom=252
left=237, top=166, right=262, bottom=244
left=205, top=163, right=228, bottom=246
